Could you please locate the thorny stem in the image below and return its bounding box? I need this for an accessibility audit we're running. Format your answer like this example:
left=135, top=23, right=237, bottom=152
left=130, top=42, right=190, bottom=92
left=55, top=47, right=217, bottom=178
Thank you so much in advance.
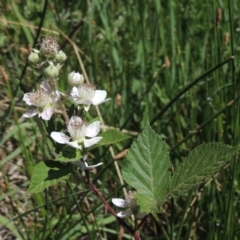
left=135, top=215, right=149, bottom=232
left=85, top=170, right=143, bottom=239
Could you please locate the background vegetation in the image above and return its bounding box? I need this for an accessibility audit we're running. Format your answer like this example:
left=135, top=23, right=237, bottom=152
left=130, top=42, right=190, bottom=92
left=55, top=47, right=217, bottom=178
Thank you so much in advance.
left=0, top=0, right=240, bottom=239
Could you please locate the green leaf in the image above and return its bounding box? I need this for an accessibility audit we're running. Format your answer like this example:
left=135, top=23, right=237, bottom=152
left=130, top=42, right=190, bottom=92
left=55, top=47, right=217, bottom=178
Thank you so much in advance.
left=170, top=143, right=239, bottom=198
left=55, top=145, right=82, bottom=162
left=121, top=123, right=171, bottom=213
left=27, top=161, right=72, bottom=193
left=98, top=129, right=131, bottom=146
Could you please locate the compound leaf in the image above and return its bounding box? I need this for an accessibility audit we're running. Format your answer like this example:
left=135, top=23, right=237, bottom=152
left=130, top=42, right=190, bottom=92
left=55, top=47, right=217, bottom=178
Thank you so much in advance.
left=170, top=143, right=239, bottom=198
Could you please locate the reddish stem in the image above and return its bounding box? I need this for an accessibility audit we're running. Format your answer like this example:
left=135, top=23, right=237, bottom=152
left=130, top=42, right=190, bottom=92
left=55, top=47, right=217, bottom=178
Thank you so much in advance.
left=135, top=215, right=149, bottom=231
left=85, top=170, right=141, bottom=238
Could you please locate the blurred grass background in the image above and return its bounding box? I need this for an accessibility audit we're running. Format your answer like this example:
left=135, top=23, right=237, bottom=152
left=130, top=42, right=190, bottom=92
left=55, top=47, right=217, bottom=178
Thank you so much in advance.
left=1, top=0, right=240, bottom=239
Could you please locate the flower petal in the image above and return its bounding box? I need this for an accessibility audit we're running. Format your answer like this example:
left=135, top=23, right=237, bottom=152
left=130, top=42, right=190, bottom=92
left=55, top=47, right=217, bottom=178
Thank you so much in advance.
left=22, top=108, right=38, bottom=118
left=40, top=107, right=53, bottom=120
left=72, top=160, right=87, bottom=171
left=57, top=91, right=65, bottom=97
left=51, top=132, right=70, bottom=144
left=85, top=121, right=101, bottom=137
left=52, top=91, right=60, bottom=103
left=84, top=137, right=102, bottom=148
left=65, top=141, right=82, bottom=149
left=23, top=93, right=34, bottom=106
left=70, top=87, right=79, bottom=98
left=70, top=86, right=94, bottom=105
left=116, top=210, right=133, bottom=218
left=40, top=81, right=52, bottom=94
left=102, top=98, right=111, bottom=103
left=83, top=104, right=91, bottom=112
left=91, top=90, right=107, bottom=105
left=75, top=99, right=92, bottom=105
left=112, top=198, right=129, bottom=208
left=87, top=162, right=103, bottom=170
left=80, top=161, right=88, bottom=171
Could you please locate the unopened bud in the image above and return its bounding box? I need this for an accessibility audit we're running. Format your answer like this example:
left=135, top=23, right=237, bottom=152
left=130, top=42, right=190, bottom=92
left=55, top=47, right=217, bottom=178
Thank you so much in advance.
left=55, top=50, right=67, bottom=63
left=28, top=52, right=40, bottom=64
left=68, top=71, right=84, bottom=86
left=44, top=65, right=59, bottom=78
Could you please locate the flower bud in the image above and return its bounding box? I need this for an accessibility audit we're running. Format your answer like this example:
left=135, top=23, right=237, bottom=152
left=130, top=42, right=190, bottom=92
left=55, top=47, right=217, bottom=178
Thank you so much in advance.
left=28, top=52, right=40, bottom=64
left=68, top=71, right=84, bottom=86
left=44, top=65, right=59, bottom=79
left=40, top=36, right=59, bottom=59
left=55, top=50, right=67, bottom=63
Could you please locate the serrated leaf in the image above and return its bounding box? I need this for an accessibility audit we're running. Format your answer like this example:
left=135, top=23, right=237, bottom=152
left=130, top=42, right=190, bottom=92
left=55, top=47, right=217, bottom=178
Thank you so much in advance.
left=98, top=129, right=131, bottom=146
left=170, top=143, right=239, bottom=198
left=55, top=145, right=82, bottom=162
left=121, top=123, right=171, bottom=213
left=27, top=161, right=72, bottom=193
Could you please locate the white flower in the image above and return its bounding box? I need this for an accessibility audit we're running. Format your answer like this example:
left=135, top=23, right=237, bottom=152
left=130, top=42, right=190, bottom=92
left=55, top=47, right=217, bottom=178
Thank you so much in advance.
left=22, top=81, right=59, bottom=120
left=68, top=71, right=84, bottom=86
left=50, top=116, right=102, bottom=149
left=72, top=156, right=103, bottom=171
left=112, top=191, right=147, bottom=219
left=70, top=83, right=110, bottom=111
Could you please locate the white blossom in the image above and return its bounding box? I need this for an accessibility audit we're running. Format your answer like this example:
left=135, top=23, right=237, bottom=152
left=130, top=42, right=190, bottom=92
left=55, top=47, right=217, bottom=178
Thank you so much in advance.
left=68, top=71, right=84, bottom=86
left=22, top=81, right=59, bottom=120
left=50, top=116, right=102, bottom=149
left=112, top=191, right=147, bottom=219
left=70, top=83, right=110, bottom=111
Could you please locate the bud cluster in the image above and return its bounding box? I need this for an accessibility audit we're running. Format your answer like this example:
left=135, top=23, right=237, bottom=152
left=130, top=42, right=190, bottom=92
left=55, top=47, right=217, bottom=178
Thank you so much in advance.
left=28, top=36, right=67, bottom=83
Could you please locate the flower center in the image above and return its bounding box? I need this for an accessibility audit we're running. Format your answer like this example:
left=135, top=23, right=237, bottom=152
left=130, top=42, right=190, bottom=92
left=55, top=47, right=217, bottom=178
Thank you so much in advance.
left=126, top=191, right=138, bottom=210
left=68, top=116, right=86, bottom=141
left=78, top=84, right=96, bottom=101
left=28, top=90, right=49, bottom=107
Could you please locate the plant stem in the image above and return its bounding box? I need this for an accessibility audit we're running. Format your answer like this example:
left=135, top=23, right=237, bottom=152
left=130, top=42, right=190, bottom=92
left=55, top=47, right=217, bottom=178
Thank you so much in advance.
left=86, top=171, right=142, bottom=238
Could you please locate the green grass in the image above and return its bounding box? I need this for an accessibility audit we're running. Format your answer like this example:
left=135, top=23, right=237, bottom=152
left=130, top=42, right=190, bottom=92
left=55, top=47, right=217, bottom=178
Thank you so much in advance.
left=1, top=0, right=240, bottom=239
